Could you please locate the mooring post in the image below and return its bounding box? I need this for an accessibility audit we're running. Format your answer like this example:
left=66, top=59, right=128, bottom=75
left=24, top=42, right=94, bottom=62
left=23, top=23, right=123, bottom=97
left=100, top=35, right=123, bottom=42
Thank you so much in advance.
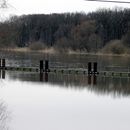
left=40, top=60, right=44, bottom=73
left=2, top=59, right=5, bottom=68
left=45, top=72, right=48, bottom=82
left=88, top=62, right=92, bottom=74
left=0, top=59, right=1, bottom=68
left=45, top=60, right=49, bottom=72
left=93, top=62, right=97, bottom=74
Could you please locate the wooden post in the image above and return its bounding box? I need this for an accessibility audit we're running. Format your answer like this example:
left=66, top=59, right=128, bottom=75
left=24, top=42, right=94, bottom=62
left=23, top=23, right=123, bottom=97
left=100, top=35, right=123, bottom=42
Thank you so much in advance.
left=93, top=62, right=97, bottom=74
left=2, top=59, right=5, bottom=68
left=40, top=60, right=44, bottom=73
left=0, top=59, right=1, bottom=68
left=88, top=62, right=92, bottom=74
left=45, top=60, right=49, bottom=72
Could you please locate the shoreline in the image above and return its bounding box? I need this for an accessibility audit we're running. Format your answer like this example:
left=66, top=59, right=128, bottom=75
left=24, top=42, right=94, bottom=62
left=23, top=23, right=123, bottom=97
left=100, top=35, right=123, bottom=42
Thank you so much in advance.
left=0, top=47, right=130, bottom=57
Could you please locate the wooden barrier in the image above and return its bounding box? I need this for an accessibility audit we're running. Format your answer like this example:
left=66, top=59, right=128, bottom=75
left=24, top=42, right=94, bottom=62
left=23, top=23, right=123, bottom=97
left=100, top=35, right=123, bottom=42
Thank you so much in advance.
left=2, top=59, right=130, bottom=78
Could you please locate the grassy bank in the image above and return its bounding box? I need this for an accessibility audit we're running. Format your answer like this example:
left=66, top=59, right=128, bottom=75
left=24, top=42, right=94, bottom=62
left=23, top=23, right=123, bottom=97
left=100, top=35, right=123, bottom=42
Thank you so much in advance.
left=1, top=47, right=130, bottom=57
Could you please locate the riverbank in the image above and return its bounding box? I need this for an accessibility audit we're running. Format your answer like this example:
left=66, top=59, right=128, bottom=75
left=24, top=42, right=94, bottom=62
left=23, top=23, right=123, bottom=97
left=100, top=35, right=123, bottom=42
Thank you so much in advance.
left=0, top=47, right=130, bottom=57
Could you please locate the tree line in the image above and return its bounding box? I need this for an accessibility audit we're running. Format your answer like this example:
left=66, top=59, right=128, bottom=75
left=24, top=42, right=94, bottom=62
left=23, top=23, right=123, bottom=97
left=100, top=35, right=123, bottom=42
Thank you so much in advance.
left=0, top=8, right=130, bottom=53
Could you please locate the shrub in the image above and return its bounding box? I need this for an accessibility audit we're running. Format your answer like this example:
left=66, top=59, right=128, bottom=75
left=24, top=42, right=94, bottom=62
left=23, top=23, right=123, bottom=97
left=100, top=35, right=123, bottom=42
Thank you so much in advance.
left=122, top=30, right=130, bottom=47
left=29, top=42, right=46, bottom=50
left=54, top=37, right=73, bottom=52
left=102, top=40, right=127, bottom=54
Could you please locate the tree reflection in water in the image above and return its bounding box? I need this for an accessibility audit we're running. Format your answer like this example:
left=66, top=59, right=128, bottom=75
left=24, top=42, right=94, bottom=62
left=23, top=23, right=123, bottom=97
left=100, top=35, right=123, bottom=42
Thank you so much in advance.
left=5, top=71, right=130, bottom=97
left=0, top=100, right=9, bottom=130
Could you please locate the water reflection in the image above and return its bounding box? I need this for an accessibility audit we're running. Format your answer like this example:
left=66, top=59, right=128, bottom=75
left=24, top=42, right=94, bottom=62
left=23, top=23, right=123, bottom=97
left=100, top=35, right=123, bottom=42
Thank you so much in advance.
left=4, top=71, right=130, bottom=97
left=0, top=100, right=9, bottom=130
left=0, top=70, right=5, bottom=79
left=88, top=75, right=97, bottom=85
left=1, top=51, right=130, bottom=72
left=40, top=72, right=48, bottom=82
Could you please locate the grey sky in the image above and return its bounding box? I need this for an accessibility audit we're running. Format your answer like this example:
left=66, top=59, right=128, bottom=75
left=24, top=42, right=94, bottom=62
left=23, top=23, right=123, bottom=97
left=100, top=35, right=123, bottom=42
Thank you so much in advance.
left=1, top=0, right=130, bottom=18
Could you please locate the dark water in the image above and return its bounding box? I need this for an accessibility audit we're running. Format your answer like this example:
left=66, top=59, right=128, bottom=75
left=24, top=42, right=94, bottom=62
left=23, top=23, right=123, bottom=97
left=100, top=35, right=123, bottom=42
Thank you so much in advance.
left=0, top=51, right=130, bottom=130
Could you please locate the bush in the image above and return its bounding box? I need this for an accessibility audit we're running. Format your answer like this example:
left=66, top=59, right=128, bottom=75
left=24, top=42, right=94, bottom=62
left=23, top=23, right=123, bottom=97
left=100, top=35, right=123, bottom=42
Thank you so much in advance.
left=29, top=42, right=46, bottom=50
left=102, top=40, right=127, bottom=54
left=122, top=30, right=130, bottom=47
left=54, top=37, right=73, bottom=52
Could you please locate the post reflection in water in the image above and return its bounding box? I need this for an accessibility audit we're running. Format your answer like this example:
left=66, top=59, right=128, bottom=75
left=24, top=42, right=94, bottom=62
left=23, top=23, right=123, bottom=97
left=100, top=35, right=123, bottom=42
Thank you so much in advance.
left=2, top=70, right=5, bottom=79
left=88, top=75, right=97, bottom=85
left=40, top=72, right=96, bottom=85
left=88, top=75, right=91, bottom=85
left=0, top=70, right=5, bottom=79
left=40, top=73, right=43, bottom=82
left=0, top=100, right=9, bottom=130
left=45, top=72, right=48, bottom=82
left=93, top=75, right=97, bottom=85
left=3, top=71, right=130, bottom=97
left=40, top=72, right=48, bottom=82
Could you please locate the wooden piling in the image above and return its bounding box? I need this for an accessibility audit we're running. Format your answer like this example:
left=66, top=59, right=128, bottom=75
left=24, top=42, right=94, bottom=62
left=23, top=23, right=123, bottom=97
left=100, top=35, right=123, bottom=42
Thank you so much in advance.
left=40, top=60, right=44, bottom=73
left=93, top=62, right=97, bottom=74
left=88, top=62, right=92, bottom=74
left=45, top=60, right=49, bottom=72
left=2, top=59, right=5, bottom=68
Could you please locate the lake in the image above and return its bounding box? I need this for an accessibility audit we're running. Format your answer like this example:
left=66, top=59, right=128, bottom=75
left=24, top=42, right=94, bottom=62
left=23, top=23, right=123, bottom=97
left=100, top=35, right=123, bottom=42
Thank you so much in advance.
left=0, top=51, right=130, bottom=130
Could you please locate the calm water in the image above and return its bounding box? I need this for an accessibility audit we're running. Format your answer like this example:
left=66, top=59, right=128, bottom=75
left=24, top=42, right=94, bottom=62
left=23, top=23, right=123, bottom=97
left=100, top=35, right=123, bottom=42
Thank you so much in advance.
left=0, top=51, right=130, bottom=130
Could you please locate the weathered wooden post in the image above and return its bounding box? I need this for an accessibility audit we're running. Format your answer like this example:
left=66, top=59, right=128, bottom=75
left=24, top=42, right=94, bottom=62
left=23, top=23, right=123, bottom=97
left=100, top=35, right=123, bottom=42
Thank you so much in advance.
left=40, top=60, right=44, bottom=81
left=45, top=60, right=49, bottom=72
left=0, top=59, right=1, bottom=68
left=2, top=59, right=5, bottom=68
left=88, top=62, right=92, bottom=74
left=93, top=62, right=97, bottom=74
left=40, top=60, right=44, bottom=73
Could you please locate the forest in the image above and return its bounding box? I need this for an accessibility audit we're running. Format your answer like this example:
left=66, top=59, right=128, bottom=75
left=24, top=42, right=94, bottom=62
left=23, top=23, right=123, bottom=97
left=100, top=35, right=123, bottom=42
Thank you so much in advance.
left=0, top=8, right=130, bottom=54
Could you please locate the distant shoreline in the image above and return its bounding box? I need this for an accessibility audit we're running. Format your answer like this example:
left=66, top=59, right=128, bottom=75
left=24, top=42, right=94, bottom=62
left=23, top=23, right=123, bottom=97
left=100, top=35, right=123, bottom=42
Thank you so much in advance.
left=0, top=47, right=130, bottom=57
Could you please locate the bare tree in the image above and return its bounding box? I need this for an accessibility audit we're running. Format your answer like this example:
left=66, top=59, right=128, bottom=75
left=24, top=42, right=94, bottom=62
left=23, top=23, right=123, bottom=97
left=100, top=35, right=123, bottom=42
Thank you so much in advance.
left=0, top=0, right=7, bottom=8
left=0, top=100, right=10, bottom=130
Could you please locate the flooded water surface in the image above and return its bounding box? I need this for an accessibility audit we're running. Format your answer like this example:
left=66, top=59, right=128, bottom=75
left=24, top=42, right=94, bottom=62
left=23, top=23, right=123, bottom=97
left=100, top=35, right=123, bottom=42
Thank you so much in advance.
left=0, top=51, right=130, bottom=130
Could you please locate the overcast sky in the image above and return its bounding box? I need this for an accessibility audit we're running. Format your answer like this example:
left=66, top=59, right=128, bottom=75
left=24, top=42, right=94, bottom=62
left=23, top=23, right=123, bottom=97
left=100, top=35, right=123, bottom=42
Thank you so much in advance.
left=1, top=0, right=130, bottom=18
